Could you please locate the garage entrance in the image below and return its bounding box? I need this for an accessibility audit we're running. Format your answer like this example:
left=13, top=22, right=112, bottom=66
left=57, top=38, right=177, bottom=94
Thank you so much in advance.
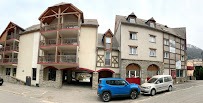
left=99, top=71, right=113, bottom=78
left=147, top=64, right=159, bottom=81
left=62, top=68, right=94, bottom=87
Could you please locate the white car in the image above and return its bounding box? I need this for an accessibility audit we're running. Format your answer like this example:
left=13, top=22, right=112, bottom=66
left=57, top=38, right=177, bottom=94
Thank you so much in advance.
left=141, top=75, right=173, bottom=96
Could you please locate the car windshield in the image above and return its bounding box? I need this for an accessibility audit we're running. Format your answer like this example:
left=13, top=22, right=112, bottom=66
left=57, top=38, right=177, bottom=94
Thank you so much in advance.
left=147, top=78, right=158, bottom=83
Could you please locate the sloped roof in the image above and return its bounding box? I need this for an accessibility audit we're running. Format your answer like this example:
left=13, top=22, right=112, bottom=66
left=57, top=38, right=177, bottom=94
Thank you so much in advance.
left=116, top=15, right=186, bottom=39
left=148, top=17, right=156, bottom=22
left=19, top=24, right=40, bottom=35
left=82, top=19, right=99, bottom=26
left=97, top=33, right=119, bottom=50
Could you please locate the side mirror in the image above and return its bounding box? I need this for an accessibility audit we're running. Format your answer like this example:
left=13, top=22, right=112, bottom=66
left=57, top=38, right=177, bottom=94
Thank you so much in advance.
left=125, top=83, right=128, bottom=86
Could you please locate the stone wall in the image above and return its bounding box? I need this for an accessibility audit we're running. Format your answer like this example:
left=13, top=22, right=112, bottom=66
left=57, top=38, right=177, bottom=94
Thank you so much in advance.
left=121, top=59, right=164, bottom=84
left=39, top=69, right=62, bottom=88
left=92, top=72, right=98, bottom=89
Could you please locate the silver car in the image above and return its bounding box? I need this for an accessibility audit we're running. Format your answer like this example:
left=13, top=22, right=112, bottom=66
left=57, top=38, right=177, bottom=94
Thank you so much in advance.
left=141, top=75, right=173, bottom=96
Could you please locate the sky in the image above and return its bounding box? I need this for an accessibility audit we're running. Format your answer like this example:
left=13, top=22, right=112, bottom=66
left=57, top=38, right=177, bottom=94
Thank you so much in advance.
left=0, top=0, right=202, bottom=49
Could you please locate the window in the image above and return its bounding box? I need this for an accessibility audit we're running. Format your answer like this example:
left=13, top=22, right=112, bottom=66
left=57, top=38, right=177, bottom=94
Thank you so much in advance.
left=176, top=70, right=184, bottom=77
left=164, top=39, right=169, bottom=45
left=164, top=52, right=169, bottom=58
left=48, top=68, right=56, bottom=81
left=150, top=22, right=155, bottom=28
left=106, top=37, right=111, bottom=49
left=129, top=47, right=137, bottom=55
left=181, top=56, right=185, bottom=61
left=150, top=49, right=156, bottom=57
left=32, top=68, right=36, bottom=80
left=157, top=77, right=163, bottom=83
left=126, top=70, right=140, bottom=78
left=6, top=68, right=10, bottom=75
left=130, top=32, right=137, bottom=40
left=105, top=52, right=111, bottom=66
left=149, top=35, right=156, bottom=43
left=129, top=18, right=135, bottom=23
left=13, top=68, right=16, bottom=77
left=164, top=77, right=172, bottom=82
left=181, top=44, right=185, bottom=50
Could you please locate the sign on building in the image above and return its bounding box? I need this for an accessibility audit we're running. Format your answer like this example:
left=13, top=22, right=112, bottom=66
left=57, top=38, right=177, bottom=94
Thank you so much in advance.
left=176, top=60, right=181, bottom=69
left=169, top=40, right=175, bottom=53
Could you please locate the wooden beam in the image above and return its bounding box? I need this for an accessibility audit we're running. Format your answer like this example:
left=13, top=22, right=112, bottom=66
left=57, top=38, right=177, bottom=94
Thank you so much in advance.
left=61, top=12, right=79, bottom=15
left=42, top=14, right=58, bottom=19
left=51, top=10, right=58, bottom=14
left=61, top=7, right=69, bottom=13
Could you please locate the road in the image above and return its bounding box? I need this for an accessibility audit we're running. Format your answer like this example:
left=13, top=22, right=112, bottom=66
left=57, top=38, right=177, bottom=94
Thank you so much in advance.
left=0, top=80, right=203, bottom=103
left=135, top=83, right=203, bottom=103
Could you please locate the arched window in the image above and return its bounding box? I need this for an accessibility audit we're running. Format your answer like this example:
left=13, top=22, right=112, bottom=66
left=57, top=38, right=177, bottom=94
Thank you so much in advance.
left=126, top=64, right=140, bottom=78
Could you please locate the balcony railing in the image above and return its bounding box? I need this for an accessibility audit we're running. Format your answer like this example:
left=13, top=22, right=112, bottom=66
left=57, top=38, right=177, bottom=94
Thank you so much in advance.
left=62, top=22, right=79, bottom=29
left=7, top=34, right=19, bottom=40
left=5, top=46, right=19, bottom=51
left=40, top=39, right=56, bottom=46
left=38, top=55, right=77, bottom=64
left=41, top=24, right=58, bottom=32
left=0, top=58, right=18, bottom=63
left=62, top=38, right=77, bottom=45
left=38, top=55, right=55, bottom=63
left=57, top=55, right=76, bottom=63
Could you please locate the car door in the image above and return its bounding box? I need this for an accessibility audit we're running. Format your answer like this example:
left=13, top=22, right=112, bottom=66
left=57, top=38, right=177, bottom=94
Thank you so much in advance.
left=113, top=80, right=130, bottom=95
left=164, top=77, right=170, bottom=90
left=155, top=77, right=164, bottom=92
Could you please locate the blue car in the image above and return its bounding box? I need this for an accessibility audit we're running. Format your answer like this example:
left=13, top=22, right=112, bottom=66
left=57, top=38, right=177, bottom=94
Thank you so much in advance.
left=97, top=78, right=140, bottom=102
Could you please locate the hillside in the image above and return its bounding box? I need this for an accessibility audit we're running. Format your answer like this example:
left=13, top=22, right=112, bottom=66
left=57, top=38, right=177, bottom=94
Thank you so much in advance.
left=187, top=44, right=203, bottom=60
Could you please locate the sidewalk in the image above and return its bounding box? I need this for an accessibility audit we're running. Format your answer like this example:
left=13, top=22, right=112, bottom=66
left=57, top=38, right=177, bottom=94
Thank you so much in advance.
left=0, top=80, right=202, bottom=103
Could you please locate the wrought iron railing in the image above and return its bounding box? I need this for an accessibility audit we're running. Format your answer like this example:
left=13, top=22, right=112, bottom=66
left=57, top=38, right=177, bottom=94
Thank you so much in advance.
left=5, top=46, right=19, bottom=51
left=0, top=58, right=18, bottom=63
left=40, top=39, right=56, bottom=46
left=57, top=55, right=76, bottom=63
left=62, top=38, right=77, bottom=45
left=62, top=22, right=79, bottom=29
left=41, top=24, right=58, bottom=32
left=38, top=55, right=56, bottom=63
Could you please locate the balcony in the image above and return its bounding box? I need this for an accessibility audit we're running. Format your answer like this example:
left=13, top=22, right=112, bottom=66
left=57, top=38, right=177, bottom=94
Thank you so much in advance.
left=7, top=34, right=19, bottom=40
left=62, top=22, right=79, bottom=29
left=0, top=45, right=19, bottom=53
left=0, top=58, right=18, bottom=64
left=40, top=39, right=56, bottom=46
left=61, top=38, right=77, bottom=45
left=41, top=22, right=79, bottom=32
left=38, top=55, right=77, bottom=64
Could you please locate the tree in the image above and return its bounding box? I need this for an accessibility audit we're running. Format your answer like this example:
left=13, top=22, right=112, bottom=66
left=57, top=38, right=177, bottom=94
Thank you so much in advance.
left=199, top=67, right=203, bottom=80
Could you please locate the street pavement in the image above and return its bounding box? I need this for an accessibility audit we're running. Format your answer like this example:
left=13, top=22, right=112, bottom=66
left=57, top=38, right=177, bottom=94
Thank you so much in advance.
left=0, top=80, right=202, bottom=103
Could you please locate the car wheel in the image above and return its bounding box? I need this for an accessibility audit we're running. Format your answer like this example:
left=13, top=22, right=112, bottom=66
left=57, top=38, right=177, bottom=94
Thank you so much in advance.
left=0, top=83, right=2, bottom=86
left=168, top=86, right=172, bottom=92
left=130, top=90, right=137, bottom=99
left=102, top=92, right=111, bottom=102
left=151, top=89, right=156, bottom=96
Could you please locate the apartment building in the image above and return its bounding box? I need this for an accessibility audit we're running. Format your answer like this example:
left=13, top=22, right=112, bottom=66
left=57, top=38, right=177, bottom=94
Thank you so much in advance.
left=114, top=13, right=187, bottom=84
left=0, top=22, right=24, bottom=83
left=0, top=3, right=187, bottom=88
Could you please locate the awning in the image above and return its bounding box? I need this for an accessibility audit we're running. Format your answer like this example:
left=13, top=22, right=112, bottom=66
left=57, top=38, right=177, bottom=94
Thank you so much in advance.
left=187, top=66, right=194, bottom=70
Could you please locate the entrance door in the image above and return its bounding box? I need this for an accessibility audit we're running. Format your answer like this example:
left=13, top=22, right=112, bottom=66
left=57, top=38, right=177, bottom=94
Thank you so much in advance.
left=126, top=64, right=141, bottom=85
left=99, top=71, right=112, bottom=79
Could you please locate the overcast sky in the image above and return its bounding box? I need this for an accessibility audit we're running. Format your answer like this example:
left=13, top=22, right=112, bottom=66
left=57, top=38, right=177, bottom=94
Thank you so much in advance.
left=0, top=0, right=202, bottom=49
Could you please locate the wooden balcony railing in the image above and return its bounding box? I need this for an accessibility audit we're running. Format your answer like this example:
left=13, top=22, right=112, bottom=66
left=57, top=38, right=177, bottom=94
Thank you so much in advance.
left=40, top=39, right=56, bottom=46
left=0, top=58, right=18, bottom=63
left=38, top=55, right=77, bottom=64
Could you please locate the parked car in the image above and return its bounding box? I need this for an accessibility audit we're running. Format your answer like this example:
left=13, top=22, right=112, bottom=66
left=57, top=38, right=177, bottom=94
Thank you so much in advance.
left=97, top=78, right=140, bottom=102
left=0, top=77, right=3, bottom=86
left=141, top=75, right=173, bottom=96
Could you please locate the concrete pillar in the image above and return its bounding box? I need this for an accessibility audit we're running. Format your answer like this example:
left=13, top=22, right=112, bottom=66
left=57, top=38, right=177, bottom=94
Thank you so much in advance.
left=67, top=70, right=72, bottom=83
left=56, top=70, right=62, bottom=88
left=39, top=69, right=44, bottom=86
left=92, top=72, right=98, bottom=89
left=120, top=64, right=126, bottom=79
left=141, top=65, right=148, bottom=84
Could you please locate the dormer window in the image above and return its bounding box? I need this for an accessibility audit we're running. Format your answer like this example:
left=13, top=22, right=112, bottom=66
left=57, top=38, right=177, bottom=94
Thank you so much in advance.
left=127, top=12, right=137, bottom=23
left=105, top=37, right=111, bottom=49
left=129, top=18, right=135, bottom=23
left=147, top=17, right=156, bottom=28
left=150, top=22, right=155, bottom=28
